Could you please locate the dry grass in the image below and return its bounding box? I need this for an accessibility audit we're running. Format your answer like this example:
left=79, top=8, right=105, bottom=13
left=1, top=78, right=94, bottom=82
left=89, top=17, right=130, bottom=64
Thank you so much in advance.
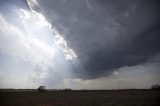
left=0, top=89, right=160, bottom=106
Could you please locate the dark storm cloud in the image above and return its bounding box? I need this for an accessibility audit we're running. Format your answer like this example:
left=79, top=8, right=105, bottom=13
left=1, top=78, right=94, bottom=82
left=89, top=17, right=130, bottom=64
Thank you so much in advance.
left=29, top=0, right=160, bottom=79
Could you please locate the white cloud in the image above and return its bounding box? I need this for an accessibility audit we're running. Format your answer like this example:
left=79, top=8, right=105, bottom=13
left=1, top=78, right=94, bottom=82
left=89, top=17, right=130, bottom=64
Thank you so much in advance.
left=0, top=10, right=56, bottom=87
left=27, top=0, right=39, bottom=7
left=0, top=7, right=78, bottom=88
left=15, top=9, right=30, bottom=19
left=0, top=12, right=55, bottom=65
left=54, top=33, right=77, bottom=60
left=0, top=70, right=30, bottom=88
left=112, top=70, right=119, bottom=76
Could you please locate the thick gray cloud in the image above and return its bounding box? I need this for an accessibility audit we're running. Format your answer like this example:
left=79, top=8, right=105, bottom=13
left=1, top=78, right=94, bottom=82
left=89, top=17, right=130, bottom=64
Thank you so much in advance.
left=29, top=0, right=160, bottom=79
left=0, top=0, right=159, bottom=89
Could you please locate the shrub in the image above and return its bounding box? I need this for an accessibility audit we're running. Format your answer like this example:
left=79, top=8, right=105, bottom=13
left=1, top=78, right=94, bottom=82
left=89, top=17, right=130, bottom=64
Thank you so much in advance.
left=37, top=86, right=46, bottom=92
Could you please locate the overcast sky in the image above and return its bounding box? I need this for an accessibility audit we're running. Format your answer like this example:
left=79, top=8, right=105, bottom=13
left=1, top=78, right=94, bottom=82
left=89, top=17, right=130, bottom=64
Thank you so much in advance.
left=0, top=0, right=160, bottom=89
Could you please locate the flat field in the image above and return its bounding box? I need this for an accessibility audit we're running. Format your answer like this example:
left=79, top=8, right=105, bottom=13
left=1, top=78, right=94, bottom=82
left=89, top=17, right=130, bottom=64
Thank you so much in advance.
left=0, top=89, right=160, bottom=106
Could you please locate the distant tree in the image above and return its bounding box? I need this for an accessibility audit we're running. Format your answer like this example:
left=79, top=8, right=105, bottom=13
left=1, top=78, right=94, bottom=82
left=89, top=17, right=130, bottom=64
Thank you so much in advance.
left=37, top=86, right=46, bottom=92
left=64, top=88, right=72, bottom=91
left=151, top=84, right=160, bottom=90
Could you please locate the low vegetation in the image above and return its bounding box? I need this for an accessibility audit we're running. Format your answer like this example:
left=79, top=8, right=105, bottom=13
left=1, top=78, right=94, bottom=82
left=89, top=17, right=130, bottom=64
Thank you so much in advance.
left=0, top=89, right=160, bottom=106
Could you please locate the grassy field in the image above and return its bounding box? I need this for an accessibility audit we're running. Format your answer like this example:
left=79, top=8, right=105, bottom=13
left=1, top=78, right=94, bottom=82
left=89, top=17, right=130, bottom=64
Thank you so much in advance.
left=0, top=89, right=160, bottom=106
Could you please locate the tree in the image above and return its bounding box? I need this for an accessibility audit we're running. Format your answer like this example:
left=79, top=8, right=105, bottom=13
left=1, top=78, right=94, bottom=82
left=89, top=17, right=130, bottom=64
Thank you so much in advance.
left=37, top=86, right=46, bottom=92
left=151, top=84, right=160, bottom=90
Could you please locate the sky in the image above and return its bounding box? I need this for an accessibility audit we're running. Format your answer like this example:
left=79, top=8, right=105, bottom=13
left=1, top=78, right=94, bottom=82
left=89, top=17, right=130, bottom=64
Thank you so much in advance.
left=0, top=0, right=160, bottom=89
